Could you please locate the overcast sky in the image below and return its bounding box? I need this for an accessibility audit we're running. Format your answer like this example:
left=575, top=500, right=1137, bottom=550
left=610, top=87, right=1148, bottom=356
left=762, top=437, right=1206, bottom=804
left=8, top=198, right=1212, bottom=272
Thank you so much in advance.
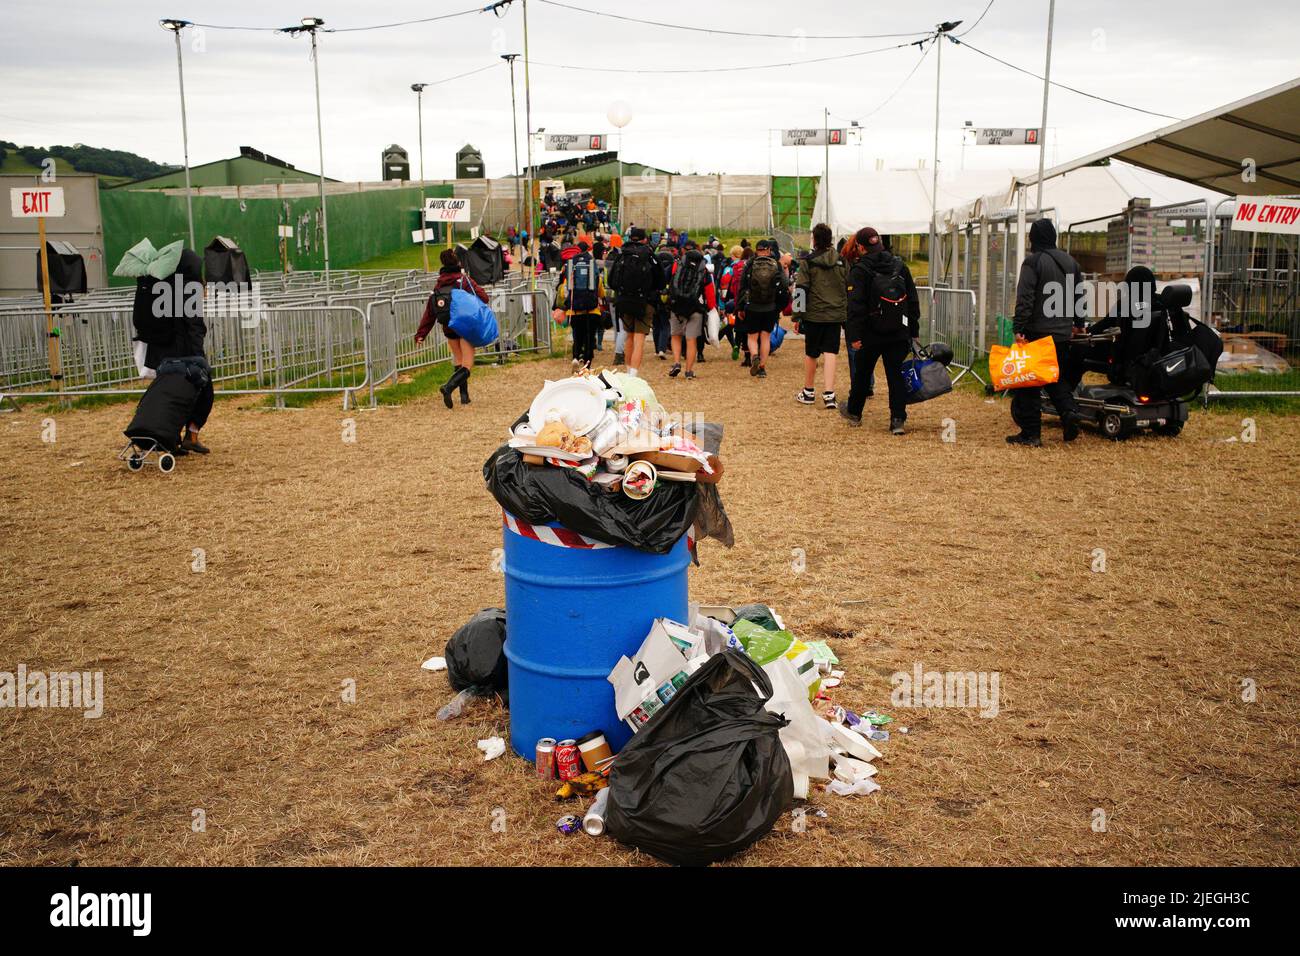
left=2, top=0, right=1296, bottom=186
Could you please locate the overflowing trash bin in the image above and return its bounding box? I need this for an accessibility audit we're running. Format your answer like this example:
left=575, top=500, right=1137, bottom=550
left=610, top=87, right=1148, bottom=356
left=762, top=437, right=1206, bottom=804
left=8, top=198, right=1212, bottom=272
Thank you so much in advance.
left=423, top=368, right=897, bottom=864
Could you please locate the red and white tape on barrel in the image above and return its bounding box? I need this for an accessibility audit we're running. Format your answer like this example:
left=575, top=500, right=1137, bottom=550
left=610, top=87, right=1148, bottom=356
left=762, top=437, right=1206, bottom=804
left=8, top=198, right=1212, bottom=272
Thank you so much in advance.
left=502, top=510, right=696, bottom=553
left=503, top=511, right=614, bottom=549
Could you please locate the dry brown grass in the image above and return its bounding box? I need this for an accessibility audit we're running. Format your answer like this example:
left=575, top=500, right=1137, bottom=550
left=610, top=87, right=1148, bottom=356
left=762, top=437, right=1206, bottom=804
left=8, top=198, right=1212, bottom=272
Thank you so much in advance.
left=2, top=343, right=1298, bottom=867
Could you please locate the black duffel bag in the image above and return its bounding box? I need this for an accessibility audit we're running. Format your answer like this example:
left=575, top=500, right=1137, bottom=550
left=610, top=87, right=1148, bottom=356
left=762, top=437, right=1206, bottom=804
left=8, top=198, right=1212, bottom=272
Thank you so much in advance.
left=1138, top=342, right=1213, bottom=398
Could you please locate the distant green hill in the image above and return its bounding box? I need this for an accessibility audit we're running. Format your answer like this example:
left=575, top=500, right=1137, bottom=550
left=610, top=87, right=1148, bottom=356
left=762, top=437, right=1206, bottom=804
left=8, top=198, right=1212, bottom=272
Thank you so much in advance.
left=0, top=140, right=172, bottom=187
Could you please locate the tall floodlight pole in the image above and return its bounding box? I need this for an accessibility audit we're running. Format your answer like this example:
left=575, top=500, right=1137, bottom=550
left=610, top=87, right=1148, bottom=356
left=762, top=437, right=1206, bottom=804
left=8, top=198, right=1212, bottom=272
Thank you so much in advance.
left=502, top=54, right=524, bottom=256
left=160, top=19, right=196, bottom=249
left=411, top=83, right=429, bottom=274
left=522, top=0, right=537, bottom=293
left=282, top=18, right=331, bottom=286
left=823, top=106, right=831, bottom=229
left=929, top=21, right=961, bottom=284
left=1035, top=0, right=1056, bottom=216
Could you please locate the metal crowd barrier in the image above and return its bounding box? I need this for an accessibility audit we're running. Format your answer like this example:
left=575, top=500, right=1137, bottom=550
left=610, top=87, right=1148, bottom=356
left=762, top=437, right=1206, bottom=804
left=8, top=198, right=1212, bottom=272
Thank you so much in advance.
left=1, top=269, right=560, bottom=409
left=363, top=275, right=555, bottom=405
left=915, top=285, right=986, bottom=387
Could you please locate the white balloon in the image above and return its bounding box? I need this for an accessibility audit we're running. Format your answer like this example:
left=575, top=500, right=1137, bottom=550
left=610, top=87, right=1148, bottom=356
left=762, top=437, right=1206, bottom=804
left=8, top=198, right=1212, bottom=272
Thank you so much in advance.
left=606, top=100, right=633, bottom=129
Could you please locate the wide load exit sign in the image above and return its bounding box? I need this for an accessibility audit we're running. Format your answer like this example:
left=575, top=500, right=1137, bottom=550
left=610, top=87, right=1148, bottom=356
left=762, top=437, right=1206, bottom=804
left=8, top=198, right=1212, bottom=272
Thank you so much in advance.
left=10, top=186, right=66, bottom=218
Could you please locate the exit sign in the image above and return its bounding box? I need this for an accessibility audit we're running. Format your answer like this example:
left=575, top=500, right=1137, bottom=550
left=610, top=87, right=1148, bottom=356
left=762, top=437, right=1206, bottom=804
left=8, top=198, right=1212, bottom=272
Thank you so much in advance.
left=10, top=186, right=66, bottom=218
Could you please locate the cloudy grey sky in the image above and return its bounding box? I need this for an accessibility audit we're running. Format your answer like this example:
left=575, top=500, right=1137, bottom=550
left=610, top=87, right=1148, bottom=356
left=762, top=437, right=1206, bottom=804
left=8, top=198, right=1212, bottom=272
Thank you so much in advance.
left=1, top=0, right=1296, bottom=184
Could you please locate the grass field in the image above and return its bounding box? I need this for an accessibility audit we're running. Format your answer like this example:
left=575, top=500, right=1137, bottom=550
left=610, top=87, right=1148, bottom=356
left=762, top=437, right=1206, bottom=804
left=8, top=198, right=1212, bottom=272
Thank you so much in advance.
left=1, top=340, right=1297, bottom=866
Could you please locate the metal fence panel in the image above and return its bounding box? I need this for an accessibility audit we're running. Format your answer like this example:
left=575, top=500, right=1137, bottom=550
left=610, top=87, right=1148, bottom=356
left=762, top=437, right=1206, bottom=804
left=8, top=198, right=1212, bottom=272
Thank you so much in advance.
left=916, top=285, right=985, bottom=386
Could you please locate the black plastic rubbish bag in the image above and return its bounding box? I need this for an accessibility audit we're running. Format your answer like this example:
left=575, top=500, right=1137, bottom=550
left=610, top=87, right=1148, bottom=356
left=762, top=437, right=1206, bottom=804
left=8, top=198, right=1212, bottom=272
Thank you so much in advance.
left=445, top=607, right=509, bottom=701
left=605, top=650, right=793, bottom=866
left=483, top=446, right=698, bottom=554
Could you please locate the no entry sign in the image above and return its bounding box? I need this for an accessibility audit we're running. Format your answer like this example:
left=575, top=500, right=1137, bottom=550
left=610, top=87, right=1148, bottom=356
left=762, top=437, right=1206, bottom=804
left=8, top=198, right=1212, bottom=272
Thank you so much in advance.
left=10, top=186, right=66, bottom=218
left=1231, top=196, right=1300, bottom=235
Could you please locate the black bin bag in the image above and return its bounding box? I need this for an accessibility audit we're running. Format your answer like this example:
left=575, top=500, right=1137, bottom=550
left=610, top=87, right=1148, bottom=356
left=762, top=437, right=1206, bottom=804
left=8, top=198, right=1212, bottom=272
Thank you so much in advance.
left=605, top=650, right=794, bottom=866
left=483, top=445, right=698, bottom=555
left=445, top=607, right=508, bottom=701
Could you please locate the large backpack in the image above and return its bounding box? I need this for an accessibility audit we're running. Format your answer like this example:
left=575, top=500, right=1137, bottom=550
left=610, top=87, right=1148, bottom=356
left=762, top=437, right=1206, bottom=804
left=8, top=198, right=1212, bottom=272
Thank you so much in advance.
left=567, top=253, right=599, bottom=312
left=868, top=256, right=909, bottom=334
left=655, top=250, right=677, bottom=292
left=607, top=245, right=655, bottom=299
left=745, top=256, right=781, bottom=310
left=670, top=256, right=706, bottom=315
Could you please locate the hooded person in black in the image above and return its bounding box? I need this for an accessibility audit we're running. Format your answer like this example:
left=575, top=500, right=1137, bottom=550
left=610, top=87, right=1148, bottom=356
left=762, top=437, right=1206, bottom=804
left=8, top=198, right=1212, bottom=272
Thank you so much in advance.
left=842, top=226, right=919, bottom=434
left=1007, top=218, right=1085, bottom=446
left=1063, top=265, right=1156, bottom=389
left=134, top=247, right=213, bottom=454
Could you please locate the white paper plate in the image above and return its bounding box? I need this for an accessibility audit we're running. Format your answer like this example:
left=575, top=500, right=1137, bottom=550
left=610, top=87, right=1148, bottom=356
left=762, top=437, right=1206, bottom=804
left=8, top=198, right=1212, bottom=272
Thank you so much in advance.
left=527, top=379, right=609, bottom=436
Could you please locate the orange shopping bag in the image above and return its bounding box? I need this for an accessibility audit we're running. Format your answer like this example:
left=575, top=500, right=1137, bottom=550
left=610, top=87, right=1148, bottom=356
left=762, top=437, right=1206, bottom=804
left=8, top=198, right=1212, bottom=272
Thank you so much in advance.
left=989, top=336, right=1060, bottom=390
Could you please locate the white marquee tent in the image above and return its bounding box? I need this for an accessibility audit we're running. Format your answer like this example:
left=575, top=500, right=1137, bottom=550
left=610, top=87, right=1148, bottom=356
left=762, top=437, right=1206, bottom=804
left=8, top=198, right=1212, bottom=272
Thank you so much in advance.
left=810, top=164, right=1225, bottom=236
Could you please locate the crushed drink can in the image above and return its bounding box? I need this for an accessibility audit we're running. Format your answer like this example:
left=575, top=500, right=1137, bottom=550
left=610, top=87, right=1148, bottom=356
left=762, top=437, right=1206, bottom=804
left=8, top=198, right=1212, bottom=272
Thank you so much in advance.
left=555, top=739, right=583, bottom=781
left=535, top=737, right=557, bottom=779
left=556, top=814, right=581, bottom=835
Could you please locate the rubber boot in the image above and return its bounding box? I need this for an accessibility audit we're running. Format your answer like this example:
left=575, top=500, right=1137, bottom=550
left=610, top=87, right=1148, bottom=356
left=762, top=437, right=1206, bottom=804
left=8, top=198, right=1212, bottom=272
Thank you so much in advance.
left=459, top=367, right=472, bottom=405
left=441, top=366, right=468, bottom=409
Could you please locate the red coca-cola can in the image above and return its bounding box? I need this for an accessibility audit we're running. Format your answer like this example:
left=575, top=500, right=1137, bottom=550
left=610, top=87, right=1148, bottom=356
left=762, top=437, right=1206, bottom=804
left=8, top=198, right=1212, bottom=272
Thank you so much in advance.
left=535, top=738, right=557, bottom=779
left=555, top=739, right=583, bottom=781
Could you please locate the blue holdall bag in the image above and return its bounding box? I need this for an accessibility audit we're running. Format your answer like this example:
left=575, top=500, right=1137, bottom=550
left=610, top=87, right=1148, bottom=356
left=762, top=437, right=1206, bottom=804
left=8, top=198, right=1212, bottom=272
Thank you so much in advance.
left=447, top=278, right=499, bottom=347
left=768, top=321, right=786, bottom=352
left=901, top=342, right=954, bottom=405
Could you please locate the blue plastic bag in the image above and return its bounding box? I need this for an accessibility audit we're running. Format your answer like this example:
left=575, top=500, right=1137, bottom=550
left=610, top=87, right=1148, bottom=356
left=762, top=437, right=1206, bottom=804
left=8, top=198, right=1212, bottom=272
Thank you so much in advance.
left=448, top=288, right=499, bottom=347
left=769, top=322, right=786, bottom=352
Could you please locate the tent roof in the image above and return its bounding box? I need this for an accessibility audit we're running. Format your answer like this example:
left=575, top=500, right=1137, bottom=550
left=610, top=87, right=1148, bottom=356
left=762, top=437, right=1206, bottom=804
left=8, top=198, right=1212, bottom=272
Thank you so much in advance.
left=812, top=169, right=1016, bottom=235
left=943, top=163, right=1228, bottom=230
left=1014, top=76, right=1300, bottom=196
left=814, top=164, right=1224, bottom=234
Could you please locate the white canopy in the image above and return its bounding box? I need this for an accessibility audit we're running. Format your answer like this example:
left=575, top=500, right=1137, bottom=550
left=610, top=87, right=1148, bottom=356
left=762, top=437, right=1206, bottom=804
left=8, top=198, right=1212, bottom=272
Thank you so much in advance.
left=942, top=163, right=1227, bottom=230
left=812, top=163, right=1227, bottom=236
left=811, top=169, right=1011, bottom=236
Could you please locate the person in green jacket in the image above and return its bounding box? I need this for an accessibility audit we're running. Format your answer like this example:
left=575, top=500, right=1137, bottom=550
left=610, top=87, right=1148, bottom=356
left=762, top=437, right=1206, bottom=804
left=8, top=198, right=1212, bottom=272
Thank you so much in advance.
left=794, top=223, right=847, bottom=410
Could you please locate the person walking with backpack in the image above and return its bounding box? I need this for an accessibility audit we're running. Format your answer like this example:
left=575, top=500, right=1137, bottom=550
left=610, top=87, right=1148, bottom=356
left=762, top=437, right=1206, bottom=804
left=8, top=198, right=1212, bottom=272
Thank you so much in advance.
left=737, top=239, right=789, bottom=378
left=666, top=241, right=718, bottom=380
left=842, top=227, right=918, bottom=434
left=1008, top=218, right=1085, bottom=446
left=605, top=226, right=664, bottom=375
left=653, top=246, right=677, bottom=361
left=794, top=223, right=847, bottom=410
left=556, top=237, right=605, bottom=371
left=415, top=248, right=489, bottom=408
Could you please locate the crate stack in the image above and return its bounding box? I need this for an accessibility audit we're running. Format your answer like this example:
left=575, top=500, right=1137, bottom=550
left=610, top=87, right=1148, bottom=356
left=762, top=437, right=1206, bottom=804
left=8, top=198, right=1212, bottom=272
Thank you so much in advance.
left=1105, top=198, right=1204, bottom=274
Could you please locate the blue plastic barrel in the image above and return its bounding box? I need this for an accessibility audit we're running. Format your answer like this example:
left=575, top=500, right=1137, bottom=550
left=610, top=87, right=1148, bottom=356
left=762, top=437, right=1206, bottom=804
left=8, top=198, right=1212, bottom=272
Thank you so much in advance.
left=502, top=516, right=690, bottom=759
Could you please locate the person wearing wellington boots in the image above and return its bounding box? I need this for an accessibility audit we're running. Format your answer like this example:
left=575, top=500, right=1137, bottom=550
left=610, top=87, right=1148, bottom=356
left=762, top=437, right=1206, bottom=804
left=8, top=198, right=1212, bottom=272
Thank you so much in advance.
left=415, top=249, right=490, bottom=408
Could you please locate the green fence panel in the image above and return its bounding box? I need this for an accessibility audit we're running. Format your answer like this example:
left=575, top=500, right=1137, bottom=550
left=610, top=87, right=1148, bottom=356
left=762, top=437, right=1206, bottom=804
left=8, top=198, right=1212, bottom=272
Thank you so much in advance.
left=100, top=184, right=453, bottom=285
left=770, top=175, right=820, bottom=233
